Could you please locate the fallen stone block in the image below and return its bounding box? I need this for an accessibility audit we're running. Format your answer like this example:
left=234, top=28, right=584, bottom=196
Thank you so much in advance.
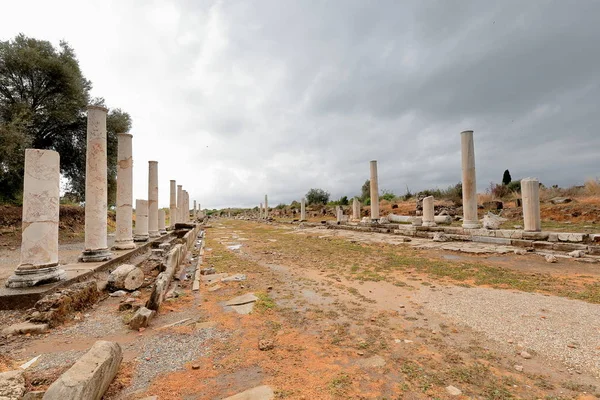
left=222, top=385, right=275, bottom=400
left=201, top=273, right=228, bottom=282
left=129, top=307, right=155, bottom=330
left=231, top=303, right=255, bottom=315
left=43, top=341, right=122, bottom=400
left=0, top=370, right=25, bottom=400
left=225, top=293, right=258, bottom=306
left=568, top=250, right=586, bottom=258
left=23, top=391, right=45, bottom=399
left=108, top=264, right=144, bottom=291
left=2, top=322, right=48, bottom=336
left=432, top=232, right=448, bottom=242
left=221, top=274, right=247, bottom=282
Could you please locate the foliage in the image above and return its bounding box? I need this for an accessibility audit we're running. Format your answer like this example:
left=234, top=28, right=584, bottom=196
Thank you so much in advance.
left=402, top=186, right=413, bottom=201
left=361, top=179, right=370, bottom=202
left=0, top=34, right=131, bottom=204
left=502, top=169, right=512, bottom=185
left=338, top=196, right=349, bottom=206
left=507, top=180, right=521, bottom=193
left=416, top=183, right=463, bottom=205
left=306, top=188, right=330, bottom=205
left=381, top=190, right=396, bottom=202
left=276, top=203, right=286, bottom=209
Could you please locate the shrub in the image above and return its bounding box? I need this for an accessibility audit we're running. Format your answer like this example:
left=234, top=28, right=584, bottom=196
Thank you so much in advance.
left=306, top=188, right=330, bottom=205
left=507, top=180, right=521, bottom=193
left=381, top=190, right=396, bottom=201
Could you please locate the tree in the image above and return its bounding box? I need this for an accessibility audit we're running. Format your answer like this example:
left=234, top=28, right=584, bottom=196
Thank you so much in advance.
left=306, top=188, right=330, bottom=205
left=0, top=34, right=131, bottom=203
left=381, top=190, right=396, bottom=201
left=502, top=169, right=512, bottom=186
left=361, top=180, right=370, bottom=202
left=339, top=196, right=349, bottom=206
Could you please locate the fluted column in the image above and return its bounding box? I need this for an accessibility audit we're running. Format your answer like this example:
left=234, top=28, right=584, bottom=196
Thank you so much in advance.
left=300, top=198, right=306, bottom=221
left=370, top=160, right=379, bottom=221
left=422, top=196, right=436, bottom=227
left=134, top=199, right=149, bottom=242
left=169, top=180, right=177, bottom=228
left=80, top=106, right=112, bottom=262
left=522, top=178, right=541, bottom=232
left=461, top=130, right=480, bottom=228
left=158, top=209, right=167, bottom=234
left=147, top=161, right=159, bottom=237
left=7, top=150, right=65, bottom=287
left=176, top=185, right=183, bottom=224
left=114, top=133, right=135, bottom=250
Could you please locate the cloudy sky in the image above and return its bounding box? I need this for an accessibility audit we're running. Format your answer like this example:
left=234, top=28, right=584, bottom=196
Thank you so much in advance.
left=2, top=0, right=599, bottom=209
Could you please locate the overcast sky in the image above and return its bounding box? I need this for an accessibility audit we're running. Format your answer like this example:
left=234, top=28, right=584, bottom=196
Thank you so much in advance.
left=2, top=0, right=599, bottom=209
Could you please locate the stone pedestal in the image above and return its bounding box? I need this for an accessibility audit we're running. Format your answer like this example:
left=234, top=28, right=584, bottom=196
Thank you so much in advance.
left=460, top=130, right=480, bottom=228
left=176, top=185, right=183, bottom=224
left=169, top=180, right=176, bottom=228
left=352, top=198, right=360, bottom=220
left=148, top=161, right=159, bottom=237
left=134, top=199, right=149, bottom=242
left=80, top=106, right=112, bottom=262
left=7, top=149, right=65, bottom=288
left=370, top=160, right=379, bottom=221
left=522, top=178, right=541, bottom=232
left=113, top=133, right=135, bottom=250
left=422, top=196, right=436, bottom=227
left=300, top=198, right=306, bottom=221
left=158, top=209, right=167, bottom=234
left=264, top=195, right=269, bottom=219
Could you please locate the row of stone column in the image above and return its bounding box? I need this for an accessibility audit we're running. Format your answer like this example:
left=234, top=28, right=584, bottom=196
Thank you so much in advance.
left=7, top=105, right=200, bottom=288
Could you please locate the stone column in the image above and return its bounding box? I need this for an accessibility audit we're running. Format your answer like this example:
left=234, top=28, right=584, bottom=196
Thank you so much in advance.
left=176, top=185, right=183, bottom=224
left=7, top=150, right=65, bottom=288
left=259, top=203, right=263, bottom=219
left=169, top=180, right=177, bottom=229
left=134, top=199, right=149, bottom=241
left=184, top=191, right=190, bottom=222
left=147, top=161, right=159, bottom=237
left=461, top=130, right=480, bottom=228
left=113, top=133, right=135, bottom=250
left=521, top=178, right=541, bottom=232
left=370, top=160, right=380, bottom=221
left=193, top=200, right=197, bottom=219
left=300, top=198, right=306, bottom=221
left=80, top=106, right=112, bottom=262
left=422, top=196, right=436, bottom=227
left=352, top=198, right=360, bottom=220
left=264, top=195, right=269, bottom=219
left=337, top=207, right=343, bottom=223
left=158, top=209, right=167, bottom=234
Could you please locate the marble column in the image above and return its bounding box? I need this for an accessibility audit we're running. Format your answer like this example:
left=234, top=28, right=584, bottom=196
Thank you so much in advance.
left=185, top=191, right=190, bottom=222
left=370, top=160, right=380, bottom=221
left=461, top=130, right=480, bottom=228
left=169, top=180, right=177, bottom=229
left=337, top=207, right=343, bottom=223
left=6, top=150, right=65, bottom=288
left=264, top=195, right=269, bottom=219
left=113, top=133, right=135, bottom=250
left=134, top=199, right=149, bottom=242
left=176, top=185, right=183, bottom=224
left=422, top=196, right=436, bottom=227
left=80, top=105, right=112, bottom=262
left=193, top=200, right=197, bottom=219
left=300, top=198, right=306, bottom=221
left=259, top=203, right=263, bottom=219
left=158, top=209, right=167, bottom=234
left=352, top=198, right=361, bottom=220
left=522, top=178, right=541, bottom=232
left=148, top=161, right=159, bottom=237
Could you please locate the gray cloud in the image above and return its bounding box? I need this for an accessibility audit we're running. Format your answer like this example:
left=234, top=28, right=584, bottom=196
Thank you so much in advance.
left=2, top=0, right=599, bottom=208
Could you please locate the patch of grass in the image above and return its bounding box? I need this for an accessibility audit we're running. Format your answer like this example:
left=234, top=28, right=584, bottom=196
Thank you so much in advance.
left=447, top=362, right=490, bottom=384
left=254, top=292, right=276, bottom=312
left=561, top=380, right=596, bottom=393
left=329, top=373, right=352, bottom=396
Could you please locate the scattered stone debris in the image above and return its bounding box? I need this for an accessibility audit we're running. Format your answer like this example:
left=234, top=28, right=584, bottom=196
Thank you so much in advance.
left=2, top=322, right=48, bottom=336
left=568, top=250, right=586, bottom=258
left=545, top=254, right=558, bottom=263
left=129, top=307, right=155, bottom=330
left=222, top=273, right=247, bottom=282
left=225, top=293, right=258, bottom=306
left=445, top=385, right=462, bottom=396
left=108, top=264, right=144, bottom=291
left=483, top=212, right=507, bottom=230
left=514, top=248, right=527, bottom=255
left=109, top=290, right=128, bottom=297
left=432, top=232, right=449, bottom=242
left=258, top=338, right=275, bottom=351
left=200, top=267, right=216, bottom=275
left=222, top=385, right=275, bottom=400
left=514, top=365, right=524, bottom=372
left=27, top=281, right=99, bottom=327
left=0, top=370, right=25, bottom=400
left=520, top=350, right=532, bottom=359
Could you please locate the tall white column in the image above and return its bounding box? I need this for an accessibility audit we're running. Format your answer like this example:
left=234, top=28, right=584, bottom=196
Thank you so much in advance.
left=148, top=161, right=159, bottom=237
left=176, top=185, right=183, bottom=224
left=370, top=160, right=379, bottom=221
left=134, top=199, right=149, bottom=242
left=337, top=207, right=343, bottom=223
left=461, top=130, right=480, bottom=228
left=264, top=195, right=269, bottom=219
left=7, top=150, right=65, bottom=287
left=300, top=198, right=306, bottom=221
left=113, top=133, right=135, bottom=250
left=80, top=106, right=112, bottom=262
left=522, top=178, right=541, bottom=232
left=158, top=209, right=167, bottom=234
left=422, top=196, right=436, bottom=227
left=259, top=203, right=263, bottom=219
left=193, top=200, right=197, bottom=219
left=352, top=198, right=361, bottom=221
left=169, top=180, right=177, bottom=228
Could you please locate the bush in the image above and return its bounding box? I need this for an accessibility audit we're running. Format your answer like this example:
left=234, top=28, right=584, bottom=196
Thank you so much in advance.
left=306, top=188, right=330, bottom=205
left=507, top=181, right=521, bottom=193
left=381, top=190, right=396, bottom=201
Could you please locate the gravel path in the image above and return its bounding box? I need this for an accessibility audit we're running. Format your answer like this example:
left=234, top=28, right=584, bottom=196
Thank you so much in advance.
left=417, top=286, right=600, bottom=376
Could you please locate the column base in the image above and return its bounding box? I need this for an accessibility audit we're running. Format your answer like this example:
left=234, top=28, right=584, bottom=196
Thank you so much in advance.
left=133, top=234, right=149, bottom=242
left=159, top=229, right=168, bottom=235
left=149, top=231, right=160, bottom=238
left=112, top=239, right=136, bottom=250
left=462, top=221, right=481, bottom=229
left=423, top=222, right=437, bottom=227
left=79, top=248, right=112, bottom=262
left=6, top=264, right=66, bottom=288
